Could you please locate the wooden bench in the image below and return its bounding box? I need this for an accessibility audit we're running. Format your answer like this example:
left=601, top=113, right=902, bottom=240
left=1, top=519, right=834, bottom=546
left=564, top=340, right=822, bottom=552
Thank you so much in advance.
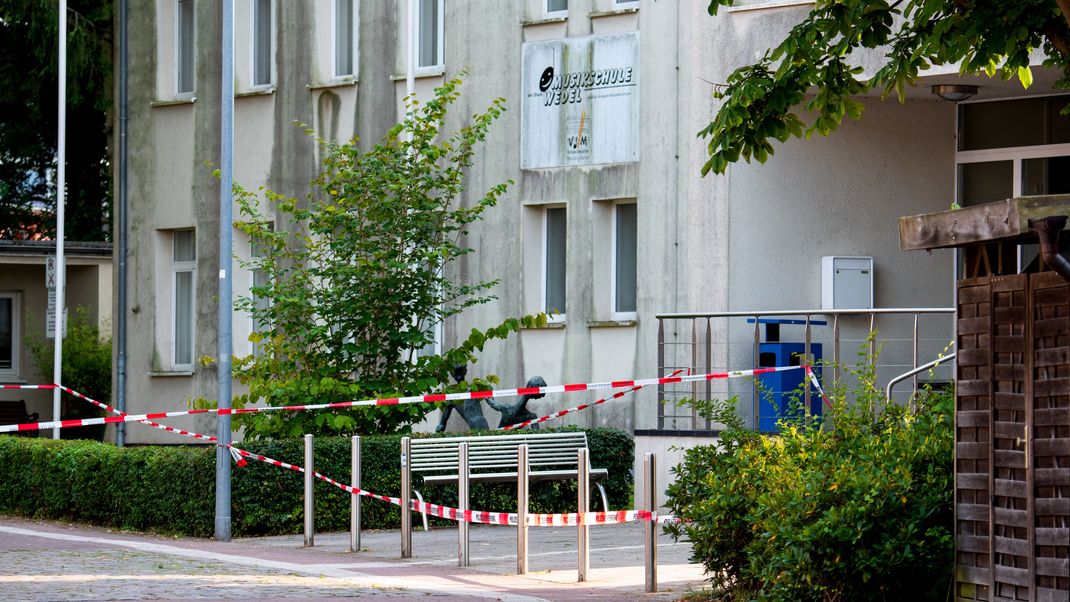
left=407, top=431, right=610, bottom=529
left=0, top=400, right=39, bottom=437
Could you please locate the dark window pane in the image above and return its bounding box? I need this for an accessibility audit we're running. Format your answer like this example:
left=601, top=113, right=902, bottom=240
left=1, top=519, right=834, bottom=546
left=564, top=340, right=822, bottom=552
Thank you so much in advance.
left=177, top=0, right=195, bottom=93
left=545, top=207, right=566, bottom=314
left=0, top=298, right=11, bottom=370
left=615, top=204, right=637, bottom=313
left=960, top=95, right=1070, bottom=151
left=254, top=0, right=272, bottom=85
left=418, top=0, right=439, bottom=67
left=957, top=161, right=1012, bottom=206
left=335, top=0, right=353, bottom=76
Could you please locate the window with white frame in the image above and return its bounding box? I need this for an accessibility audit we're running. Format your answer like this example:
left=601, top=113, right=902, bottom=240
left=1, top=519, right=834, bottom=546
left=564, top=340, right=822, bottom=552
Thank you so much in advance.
left=613, top=202, right=637, bottom=316
left=176, top=0, right=195, bottom=94
left=172, top=230, right=196, bottom=369
left=0, top=292, right=19, bottom=381
left=252, top=0, right=273, bottom=86
left=334, top=0, right=357, bottom=77
left=416, top=0, right=444, bottom=69
left=544, top=206, right=567, bottom=317
left=546, top=0, right=568, bottom=16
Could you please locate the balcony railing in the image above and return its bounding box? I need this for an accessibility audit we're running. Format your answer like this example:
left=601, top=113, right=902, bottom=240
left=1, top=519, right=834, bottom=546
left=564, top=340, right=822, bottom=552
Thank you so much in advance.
left=655, top=308, right=956, bottom=431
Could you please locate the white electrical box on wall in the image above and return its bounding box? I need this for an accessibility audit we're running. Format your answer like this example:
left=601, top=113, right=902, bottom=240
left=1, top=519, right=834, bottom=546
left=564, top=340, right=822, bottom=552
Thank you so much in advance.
left=822, top=256, right=874, bottom=309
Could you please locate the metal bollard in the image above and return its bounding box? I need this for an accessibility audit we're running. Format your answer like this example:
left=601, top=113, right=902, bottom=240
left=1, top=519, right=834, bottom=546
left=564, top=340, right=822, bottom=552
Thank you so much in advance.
left=577, top=447, right=590, bottom=582
left=304, top=434, right=314, bottom=547
left=350, top=435, right=361, bottom=553
left=401, top=436, right=412, bottom=558
left=517, top=444, right=529, bottom=575
left=644, top=452, right=658, bottom=593
left=458, top=442, right=470, bottom=567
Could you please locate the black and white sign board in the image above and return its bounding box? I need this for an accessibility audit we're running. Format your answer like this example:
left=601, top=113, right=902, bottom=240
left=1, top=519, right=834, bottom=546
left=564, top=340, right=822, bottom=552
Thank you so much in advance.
left=521, top=32, right=639, bottom=169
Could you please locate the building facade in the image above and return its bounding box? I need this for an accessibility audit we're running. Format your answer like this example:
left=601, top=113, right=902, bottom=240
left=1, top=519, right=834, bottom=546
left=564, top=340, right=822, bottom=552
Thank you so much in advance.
left=120, top=0, right=1067, bottom=489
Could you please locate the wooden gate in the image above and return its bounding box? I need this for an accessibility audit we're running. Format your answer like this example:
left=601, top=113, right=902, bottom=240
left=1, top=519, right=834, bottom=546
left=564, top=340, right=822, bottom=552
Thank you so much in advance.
left=955, top=272, right=1070, bottom=602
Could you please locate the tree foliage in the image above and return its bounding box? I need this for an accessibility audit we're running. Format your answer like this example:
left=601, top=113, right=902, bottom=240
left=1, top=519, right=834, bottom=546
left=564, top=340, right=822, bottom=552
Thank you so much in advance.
left=231, top=76, right=544, bottom=439
left=0, top=0, right=112, bottom=240
left=701, top=0, right=1070, bottom=175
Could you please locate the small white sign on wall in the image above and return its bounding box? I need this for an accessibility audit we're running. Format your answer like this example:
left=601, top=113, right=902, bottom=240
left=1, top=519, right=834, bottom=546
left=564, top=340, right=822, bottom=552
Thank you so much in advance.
left=521, top=32, right=640, bottom=169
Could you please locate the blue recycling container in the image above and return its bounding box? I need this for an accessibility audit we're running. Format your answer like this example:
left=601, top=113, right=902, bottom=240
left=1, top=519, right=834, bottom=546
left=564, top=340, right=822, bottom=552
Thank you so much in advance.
left=756, top=342, right=822, bottom=433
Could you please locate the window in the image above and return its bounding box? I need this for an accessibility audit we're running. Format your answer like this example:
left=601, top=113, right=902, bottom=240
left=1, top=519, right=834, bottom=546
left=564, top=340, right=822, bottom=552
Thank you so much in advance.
left=614, top=0, right=638, bottom=4
left=252, top=0, right=273, bottom=86
left=334, top=0, right=357, bottom=77
left=172, top=230, right=196, bottom=368
left=0, top=292, right=19, bottom=380
left=416, top=0, right=443, bottom=69
left=544, top=207, right=567, bottom=316
left=546, top=0, right=568, bottom=15
left=613, top=202, right=637, bottom=315
left=176, top=0, right=195, bottom=94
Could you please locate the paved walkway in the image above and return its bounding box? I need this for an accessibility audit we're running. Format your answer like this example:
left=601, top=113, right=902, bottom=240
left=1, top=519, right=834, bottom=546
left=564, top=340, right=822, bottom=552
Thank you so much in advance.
left=0, top=516, right=708, bottom=601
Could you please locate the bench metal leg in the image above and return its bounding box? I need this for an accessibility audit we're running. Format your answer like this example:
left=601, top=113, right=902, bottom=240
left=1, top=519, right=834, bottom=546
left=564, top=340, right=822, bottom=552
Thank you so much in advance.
left=413, top=489, right=429, bottom=532
left=595, top=482, right=609, bottom=513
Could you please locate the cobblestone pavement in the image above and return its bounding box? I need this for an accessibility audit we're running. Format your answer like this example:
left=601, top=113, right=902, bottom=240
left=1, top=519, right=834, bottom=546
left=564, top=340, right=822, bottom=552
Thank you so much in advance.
left=0, top=517, right=708, bottom=601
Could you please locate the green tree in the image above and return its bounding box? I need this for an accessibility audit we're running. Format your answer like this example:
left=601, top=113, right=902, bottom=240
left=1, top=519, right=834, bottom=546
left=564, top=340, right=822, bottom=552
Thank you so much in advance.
left=0, top=0, right=112, bottom=240
left=700, top=0, right=1070, bottom=175
left=232, top=76, right=545, bottom=440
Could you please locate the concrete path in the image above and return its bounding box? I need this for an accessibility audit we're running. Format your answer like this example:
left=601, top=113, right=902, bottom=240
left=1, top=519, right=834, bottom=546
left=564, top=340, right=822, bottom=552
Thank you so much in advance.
left=0, top=516, right=708, bottom=601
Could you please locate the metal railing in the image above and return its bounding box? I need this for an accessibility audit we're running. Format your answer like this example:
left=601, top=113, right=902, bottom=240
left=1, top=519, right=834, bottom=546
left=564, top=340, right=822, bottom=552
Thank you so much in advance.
left=655, top=308, right=956, bottom=431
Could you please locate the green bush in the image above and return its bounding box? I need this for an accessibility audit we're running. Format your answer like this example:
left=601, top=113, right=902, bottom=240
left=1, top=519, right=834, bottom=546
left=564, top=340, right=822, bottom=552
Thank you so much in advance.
left=665, top=360, right=954, bottom=601
left=0, top=427, right=632, bottom=537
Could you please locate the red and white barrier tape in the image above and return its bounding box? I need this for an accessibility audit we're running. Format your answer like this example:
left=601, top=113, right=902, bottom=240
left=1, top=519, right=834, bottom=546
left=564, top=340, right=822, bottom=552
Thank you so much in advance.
left=525, top=510, right=678, bottom=526
left=1, top=384, right=57, bottom=389
left=499, top=369, right=686, bottom=431
left=1, top=365, right=801, bottom=434
left=804, top=365, right=833, bottom=409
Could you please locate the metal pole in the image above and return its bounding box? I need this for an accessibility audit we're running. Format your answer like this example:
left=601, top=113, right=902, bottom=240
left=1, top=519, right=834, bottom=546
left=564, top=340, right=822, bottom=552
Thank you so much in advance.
left=656, top=319, right=665, bottom=429
left=517, top=444, right=528, bottom=575
left=458, top=442, right=469, bottom=566
left=644, top=453, right=657, bottom=593
left=804, top=315, right=812, bottom=416
left=832, top=314, right=840, bottom=389
left=401, top=437, right=412, bottom=558
left=912, top=313, right=920, bottom=398
left=304, top=434, right=314, bottom=547
left=116, top=0, right=128, bottom=447
left=349, top=435, right=361, bottom=553
left=752, top=318, right=760, bottom=430
left=214, top=0, right=235, bottom=543
left=577, top=448, right=590, bottom=582
left=53, top=0, right=67, bottom=440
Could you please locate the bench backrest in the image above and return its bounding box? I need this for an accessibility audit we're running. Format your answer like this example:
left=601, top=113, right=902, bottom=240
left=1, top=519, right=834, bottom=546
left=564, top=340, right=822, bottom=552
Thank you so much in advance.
left=409, top=432, right=590, bottom=475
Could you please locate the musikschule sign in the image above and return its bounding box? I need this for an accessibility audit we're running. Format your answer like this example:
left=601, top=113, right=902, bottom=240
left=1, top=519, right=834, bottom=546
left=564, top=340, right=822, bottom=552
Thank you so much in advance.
left=521, top=32, right=639, bottom=169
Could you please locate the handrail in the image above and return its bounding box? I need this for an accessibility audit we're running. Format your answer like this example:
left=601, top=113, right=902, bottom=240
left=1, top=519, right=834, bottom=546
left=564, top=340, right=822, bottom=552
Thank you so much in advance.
left=656, top=308, right=954, bottom=319
left=885, top=352, right=957, bottom=405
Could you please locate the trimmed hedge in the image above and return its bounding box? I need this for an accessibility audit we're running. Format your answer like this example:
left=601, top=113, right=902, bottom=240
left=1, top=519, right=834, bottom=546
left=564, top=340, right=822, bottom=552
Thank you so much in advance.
left=0, top=427, right=633, bottom=537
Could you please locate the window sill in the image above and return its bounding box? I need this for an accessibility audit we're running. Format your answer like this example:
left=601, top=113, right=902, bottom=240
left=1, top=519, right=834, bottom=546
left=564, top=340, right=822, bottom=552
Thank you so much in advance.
left=521, top=321, right=566, bottom=330
left=590, top=7, right=638, bottom=18
left=307, top=78, right=358, bottom=90
left=725, top=0, right=814, bottom=13
left=0, top=377, right=27, bottom=385
left=390, top=66, right=446, bottom=81
left=521, top=15, right=568, bottom=26
left=148, top=370, right=194, bottom=377
left=151, top=97, right=196, bottom=108
left=236, top=87, right=276, bottom=98
left=587, top=319, right=637, bottom=328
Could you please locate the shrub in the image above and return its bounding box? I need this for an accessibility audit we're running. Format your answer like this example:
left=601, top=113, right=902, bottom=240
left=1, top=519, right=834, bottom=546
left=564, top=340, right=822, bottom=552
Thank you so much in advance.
left=665, top=359, right=954, bottom=601
left=0, top=427, right=632, bottom=537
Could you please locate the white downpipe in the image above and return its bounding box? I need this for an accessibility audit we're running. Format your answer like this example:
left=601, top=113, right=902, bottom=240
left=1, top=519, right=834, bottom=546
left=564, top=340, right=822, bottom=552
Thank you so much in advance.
left=53, top=0, right=68, bottom=439
left=406, top=0, right=415, bottom=99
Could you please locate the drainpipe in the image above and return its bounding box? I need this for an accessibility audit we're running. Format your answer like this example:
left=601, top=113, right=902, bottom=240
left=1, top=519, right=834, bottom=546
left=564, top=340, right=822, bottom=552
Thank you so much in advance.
left=1029, top=216, right=1070, bottom=283
left=116, top=0, right=128, bottom=447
